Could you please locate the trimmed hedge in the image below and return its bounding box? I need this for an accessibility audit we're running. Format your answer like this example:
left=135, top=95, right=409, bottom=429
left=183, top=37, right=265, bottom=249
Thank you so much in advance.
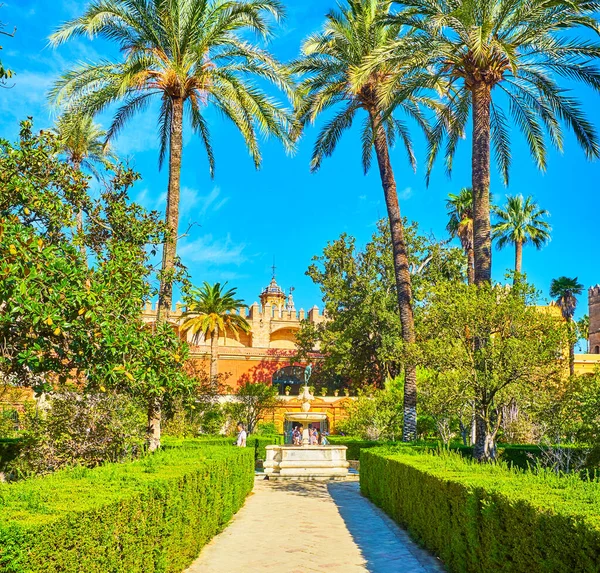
left=162, top=434, right=284, bottom=460
left=0, top=438, right=21, bottom=472
left=0, top=445, right=254, bottom=573
left=361, top=448, right=600, bottom=572
left=328, top=436, right=589, bottom=469
left=327, top=437, right=394, bottom=460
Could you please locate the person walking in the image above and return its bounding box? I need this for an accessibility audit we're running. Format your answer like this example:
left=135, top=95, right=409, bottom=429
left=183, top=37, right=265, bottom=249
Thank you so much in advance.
left=235, top=422, right=247, bottom=447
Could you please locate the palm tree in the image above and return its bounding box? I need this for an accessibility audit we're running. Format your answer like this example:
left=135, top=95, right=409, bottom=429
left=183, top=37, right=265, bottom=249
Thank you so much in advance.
left=50, top=112, right=116, bottom=260
left=49, top=0, right=294, bottom=323
left=446, top=187, right=474, bottom=285
left=493, top=195, right=551, bottom=281
left=292, top=0, right=437, bottom=441
left=550, top=276, right=584, bottom=376
left=181, top=282, right=250, bottom=386
left=372, top=0, right=600, bottom=285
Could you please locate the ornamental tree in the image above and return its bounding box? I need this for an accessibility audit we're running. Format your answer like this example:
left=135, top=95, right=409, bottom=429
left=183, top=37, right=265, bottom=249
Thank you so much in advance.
left=419, top=281, right=568, bottom=461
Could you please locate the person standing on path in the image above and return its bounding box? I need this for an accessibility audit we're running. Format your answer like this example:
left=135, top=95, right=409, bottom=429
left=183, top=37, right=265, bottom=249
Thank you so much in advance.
left=235, top=422, right=247, bottom=447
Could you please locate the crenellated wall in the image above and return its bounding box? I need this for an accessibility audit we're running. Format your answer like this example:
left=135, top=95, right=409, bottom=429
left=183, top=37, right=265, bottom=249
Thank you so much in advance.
left=590, top=285, right=600, bottom=354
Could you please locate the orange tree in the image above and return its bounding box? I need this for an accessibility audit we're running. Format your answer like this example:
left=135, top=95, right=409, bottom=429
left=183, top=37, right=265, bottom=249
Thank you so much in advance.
left=0, top=121, right=192, bottom=450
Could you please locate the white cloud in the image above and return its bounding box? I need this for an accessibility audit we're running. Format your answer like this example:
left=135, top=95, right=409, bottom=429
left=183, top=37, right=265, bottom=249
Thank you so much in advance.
left=398, top=187, right=413, bottom=200
left=178, top=233, right=247, bottom=266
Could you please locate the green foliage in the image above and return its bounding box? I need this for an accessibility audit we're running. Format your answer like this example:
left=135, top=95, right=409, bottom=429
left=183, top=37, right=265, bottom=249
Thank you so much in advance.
left=0, top=121, right=193, bottom=446
left=297, top=219, right=465, bottom=386
left=255, top=421, right=278, bottom=436
left=336, top=380, right=404, bottom=440
left=49, top=0, right=294, bottom=174
left=419, top=281, right=567, bottom=457
left=8, top=392, right=145, bottom=478
left=376, top=0, right=600, bottom=182
left=181, top=282, right=250, bottom=343
left=225, top=382, right=280, bottom=434
left=492, top=195, right=551, bottom=252
left=0, top=438, right=21, bottom=473
left=361, top=448, right=600, bottom=572
left=0, top=446, right=254, bottom=572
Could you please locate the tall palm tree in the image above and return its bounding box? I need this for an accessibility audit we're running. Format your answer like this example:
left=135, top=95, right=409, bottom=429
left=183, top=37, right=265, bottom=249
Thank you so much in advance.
left=369, top=0, right=600, bottom=285
left=550, top=276, right=584, bottom=376
left=493, top=195, right=551, bottom=280
left=49, top=0, right=294, bottom=323
left=446, top=187, right=474, bottom=284
left=50, top=112, right=116, bottom=260
left=181, top=282, right=250, bottom=386
left=292, top=0, right=437, bottom=441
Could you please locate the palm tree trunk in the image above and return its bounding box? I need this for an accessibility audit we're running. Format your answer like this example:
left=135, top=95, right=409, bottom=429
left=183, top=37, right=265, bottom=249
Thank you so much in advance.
left=210, top=328, right=219, bottom=388
left=371, top=110, right=417, bottom=442
left=514, top=240, right=523, bottom=278
left=157, top=96, right=184, bottom=323
left=152, top=96, right=183, bottom=450
left=471, top=82, right=492, bottom=285
left=210, top=327, right=219, bottom=387
left=467, top=247, right=475, bottom=285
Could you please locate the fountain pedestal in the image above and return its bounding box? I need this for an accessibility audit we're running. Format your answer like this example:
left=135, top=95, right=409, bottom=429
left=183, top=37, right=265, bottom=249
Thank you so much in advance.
left=264, top=444, right=349, bottom=480
left=263, top=387, right=349, bottom=480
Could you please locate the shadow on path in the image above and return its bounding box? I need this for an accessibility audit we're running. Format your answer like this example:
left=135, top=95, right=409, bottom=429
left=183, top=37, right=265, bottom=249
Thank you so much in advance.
left=327, top=482, right=446, bottom=573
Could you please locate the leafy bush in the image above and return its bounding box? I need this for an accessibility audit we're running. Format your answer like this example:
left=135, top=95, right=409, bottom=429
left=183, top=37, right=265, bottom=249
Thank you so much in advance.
left=0, top=446, right=254, bottom=572
left=9, top=392, right=145, bottom=477
left=224, top=382, right=280, bottom=433
left=361, top=448, right=600, bottom=572
left=0, top=438, right=20, bottom=474
left=336, top=382, right=404, bottom=440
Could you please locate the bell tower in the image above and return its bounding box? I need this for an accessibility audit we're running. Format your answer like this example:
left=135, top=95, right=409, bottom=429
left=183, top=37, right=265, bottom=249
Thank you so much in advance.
left=590, top=285, right=600, bottom=354
left=260, top=264, right=286, bottom=311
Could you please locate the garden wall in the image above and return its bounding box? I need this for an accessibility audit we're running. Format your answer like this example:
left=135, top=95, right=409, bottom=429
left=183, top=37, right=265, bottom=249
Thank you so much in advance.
left=361, top=448, right=600, bottom=572
left=0, top=446, right=254, bottom=573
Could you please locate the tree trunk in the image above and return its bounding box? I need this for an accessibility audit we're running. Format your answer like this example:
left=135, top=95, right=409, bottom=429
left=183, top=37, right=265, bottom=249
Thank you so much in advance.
left=471, top=83, right=492, bottom=285
left=473, top=406, right=496, bottom=461
left=371, top=110, right=417, bottom=442
left=147, top=397, right=161, bottom=452
left=467, top=246, right=475, bottom=285
left=514, top=240, right=523, bottom=282
left=157, top=96, right=184, bottom=323
left=210, top=327, right=219, bottom=387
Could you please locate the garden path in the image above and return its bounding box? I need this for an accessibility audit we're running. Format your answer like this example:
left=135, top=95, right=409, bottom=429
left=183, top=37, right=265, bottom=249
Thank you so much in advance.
left=186, top=477, right=445, bottom=573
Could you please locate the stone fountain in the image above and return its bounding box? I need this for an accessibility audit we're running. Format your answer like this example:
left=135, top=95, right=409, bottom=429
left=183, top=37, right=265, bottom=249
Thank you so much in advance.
left=264, top=366, right=349, bottom=480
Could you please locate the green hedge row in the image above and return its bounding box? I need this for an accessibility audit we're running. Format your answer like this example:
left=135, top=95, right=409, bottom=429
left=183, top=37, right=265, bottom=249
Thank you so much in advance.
left=328, top=436, right=590, bottom=468
left=0, top=438, right=21, bottom=473
left=0, top=445, right=254, bottom=573
left=162, top=434, right=283, bottom=460
left=361, top=448, right=600, bottom=572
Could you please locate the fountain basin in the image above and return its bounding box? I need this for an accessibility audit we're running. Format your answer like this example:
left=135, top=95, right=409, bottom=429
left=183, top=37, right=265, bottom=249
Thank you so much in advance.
left=264, top=445, right=349, bottom=481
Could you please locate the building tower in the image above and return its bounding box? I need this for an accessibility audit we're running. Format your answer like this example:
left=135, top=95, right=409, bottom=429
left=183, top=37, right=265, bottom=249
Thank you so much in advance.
left=589, top=285, right=600, bottom=354
left=260, top=272, right=286, bottom=314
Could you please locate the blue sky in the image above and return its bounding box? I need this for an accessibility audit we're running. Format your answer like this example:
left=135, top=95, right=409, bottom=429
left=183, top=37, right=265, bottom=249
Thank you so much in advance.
left=1, top=0, right=599, bottom=324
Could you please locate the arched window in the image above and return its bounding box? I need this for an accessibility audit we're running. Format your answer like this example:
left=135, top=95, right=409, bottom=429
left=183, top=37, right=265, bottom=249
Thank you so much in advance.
left=272, top=366, right=305, bottom=395
left=595, top=345, right=600, bottom=354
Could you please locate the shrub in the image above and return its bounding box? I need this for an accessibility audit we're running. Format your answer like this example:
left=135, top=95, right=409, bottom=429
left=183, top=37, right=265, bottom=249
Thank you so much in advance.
left=0, top=446, right=254, bottom=572
left=0, top=438, right=20, bottom=474
left=9, top=392, right=145, bottom=477
left=361, top=448, right=600, bottom=573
